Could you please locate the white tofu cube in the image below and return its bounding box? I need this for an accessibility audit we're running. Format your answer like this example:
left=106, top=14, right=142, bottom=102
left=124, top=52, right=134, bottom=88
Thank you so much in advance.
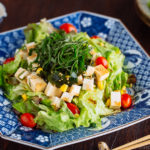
left=69, top=85, right=81, bottom=96
left=15, top=68, right=30, bottom=82
left=84, top=66, right=95, bottom=76
left=44, top=82, right=62, bottom=97
left=77, top=75, right=83, bottom=85
left=61, top=92, right=73, bottom=103
left=51, top=96, right=62, bottom=110
left=26, top=42, right=36, bottom=53
left=27, top=73, right=47, bottom=92
left=27, top=52, right=37, bottom=65
left=18, top=49, right=28, bottom=60
left=19, top=71, right=29, bottom=80
left=95, top=65, right=109, bottom=81
left=82, top=78, right=94, bottom=91
left=110, top=91, right=121, bottom=109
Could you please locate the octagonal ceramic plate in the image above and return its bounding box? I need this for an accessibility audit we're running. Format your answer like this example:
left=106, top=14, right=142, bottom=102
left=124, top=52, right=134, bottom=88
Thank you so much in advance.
left=0, top=11, right=150, bottom=150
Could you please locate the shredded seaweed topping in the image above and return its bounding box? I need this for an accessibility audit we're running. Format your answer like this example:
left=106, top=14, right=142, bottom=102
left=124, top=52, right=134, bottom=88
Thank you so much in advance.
left=30, top=31, right=92, bottom=86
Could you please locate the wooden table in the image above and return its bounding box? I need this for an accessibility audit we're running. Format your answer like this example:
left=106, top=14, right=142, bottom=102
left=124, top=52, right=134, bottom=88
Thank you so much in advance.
left=0, top=0, right=150, bottom=150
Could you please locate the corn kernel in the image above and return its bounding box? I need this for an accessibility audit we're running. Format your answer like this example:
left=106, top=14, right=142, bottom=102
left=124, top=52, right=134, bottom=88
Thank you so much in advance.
left=106, top=99, right=110, bottom=107
left=114, top=90, right=120, bottom=92
left=121, top=86, right=126, bottom=94
left=116, top=50, right=121, bottom=54
left=66, top=75, right=70, bottom=80
left=60, top=84, right=68, bottom=92
left=74, top=114, right=79, bottom=117
left=99, top=42, right=104, bottom=47
left=36, top=68, right=43, bottom=74
left=22, top=94, right=27, bottom=101
left=98, top=81, right=104, bottom=90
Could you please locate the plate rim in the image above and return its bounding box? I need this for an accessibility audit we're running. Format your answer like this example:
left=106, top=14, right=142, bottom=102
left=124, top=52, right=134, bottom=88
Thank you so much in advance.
left=0, top=10, right=149, bottom=58
left=0, top=115, right=150, bottom=150
left=0, top=10, right=150, bottom=149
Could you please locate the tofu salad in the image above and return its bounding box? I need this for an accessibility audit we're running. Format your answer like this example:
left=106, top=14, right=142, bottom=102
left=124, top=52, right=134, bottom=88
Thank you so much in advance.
left=0, top=19, right=135, bottom=132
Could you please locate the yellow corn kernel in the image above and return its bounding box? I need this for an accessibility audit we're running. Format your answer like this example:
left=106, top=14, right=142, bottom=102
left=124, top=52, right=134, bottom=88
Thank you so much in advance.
left=99, top=42, right=104, bottom=47
left=66, top=75, right=70, bottom=80
left=60, top=84, right=68, bottom=92
left=106, top=99, right=110, bottom=107
left=74, top=114, right=79, bottom=117
left=36, top=68, right=43, bottom=74
left=116, top=50, right=121, bottom=54
left=121, top=86, right=126, bottom=94
left=98, top=81, right=104, bottom=90
left=22, top=94, right=27, bottom=101
left=114, top=90, right=120, bottom=92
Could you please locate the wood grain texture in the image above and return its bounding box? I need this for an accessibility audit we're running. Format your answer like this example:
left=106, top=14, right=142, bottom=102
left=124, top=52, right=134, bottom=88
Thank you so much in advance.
left=0, top=0, right=150, bottom=150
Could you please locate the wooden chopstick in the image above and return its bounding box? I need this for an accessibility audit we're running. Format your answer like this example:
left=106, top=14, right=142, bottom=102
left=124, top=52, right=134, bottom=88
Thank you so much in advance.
left=112, top=135, right=150, bottom=150
left=119, top=140, right=150, bottom=150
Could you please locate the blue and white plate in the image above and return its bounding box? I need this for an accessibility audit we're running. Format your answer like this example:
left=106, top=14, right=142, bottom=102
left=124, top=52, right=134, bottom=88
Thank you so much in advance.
left=0, top=11, right=149, bottom=150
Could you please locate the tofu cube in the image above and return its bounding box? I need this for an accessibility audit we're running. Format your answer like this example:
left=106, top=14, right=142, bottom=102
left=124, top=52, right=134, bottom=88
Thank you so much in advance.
left=110, top=91, right=121, bottom=109
left=77, top=75, right=83, bottom=85
left=69, top=85, right=81, bottom=96
left=44, top=82, right=62, bottom=97
left=95, top=65, right=109, bottom=81
left=27, top=73, right=47, bottom=92
left=15, top=68, right=30, bottom=82
left=51, top=96, right=62, bottom=110
left=18, top=49, right=28, bottom=60
left=61, top=92, right=73, bottom=103
left=27, top=52, right=37, bottom=65
left=26, top=42, right=36, bottom=53
left=84, top=66, right=95, bottom=76
left=82, top=78, right=94, bottom=91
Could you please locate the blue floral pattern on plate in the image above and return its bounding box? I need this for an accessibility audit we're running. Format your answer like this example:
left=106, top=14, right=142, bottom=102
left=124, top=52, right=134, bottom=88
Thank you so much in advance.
left=0, top=11, right=149, bottom=149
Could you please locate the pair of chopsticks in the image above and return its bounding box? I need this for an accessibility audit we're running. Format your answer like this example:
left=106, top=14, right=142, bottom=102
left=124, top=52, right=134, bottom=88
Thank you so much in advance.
left=112, top=135, right=150, bottom=150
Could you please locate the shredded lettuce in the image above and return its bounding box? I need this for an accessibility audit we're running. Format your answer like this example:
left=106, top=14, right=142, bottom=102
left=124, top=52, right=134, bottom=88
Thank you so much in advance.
left=73, top=89, right=114, bottom=128
left=24, top=19, right=56, bottom=43
left=2, top=54, right=22, bottom=98
left=104, top=49, right=128, bottom=99
left=5, top=83, right=29, bottom=101
left=35, top=102, right=75, bottom=132
left=3, top=54, right=21, bottom=75
left=13, top=100, right=39, bottom=114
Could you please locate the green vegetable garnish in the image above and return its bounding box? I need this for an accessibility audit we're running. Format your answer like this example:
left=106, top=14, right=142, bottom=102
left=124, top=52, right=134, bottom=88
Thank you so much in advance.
left=31, top=31, right=92, bottom=86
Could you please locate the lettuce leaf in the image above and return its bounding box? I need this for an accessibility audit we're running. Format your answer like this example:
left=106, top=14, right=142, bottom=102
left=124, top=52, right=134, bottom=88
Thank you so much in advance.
left=104, top=50, right=129, bottom=99
left=13, top=100, right=39, bottom=115
left=5, top=83, right=30, bottom=101
left=35, top=102, right=75, bottom=132
left=73, top=89, right=114, bottom=128
left=1, top=54, right=22, bottom=98
left=24, top=19, right=56, bottom=43
left=3, top=54, right=21, bottom=75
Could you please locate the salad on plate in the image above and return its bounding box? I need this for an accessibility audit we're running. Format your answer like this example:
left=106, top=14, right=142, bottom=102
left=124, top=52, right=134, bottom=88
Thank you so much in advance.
left=0, top=19, right=135, bottom=132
